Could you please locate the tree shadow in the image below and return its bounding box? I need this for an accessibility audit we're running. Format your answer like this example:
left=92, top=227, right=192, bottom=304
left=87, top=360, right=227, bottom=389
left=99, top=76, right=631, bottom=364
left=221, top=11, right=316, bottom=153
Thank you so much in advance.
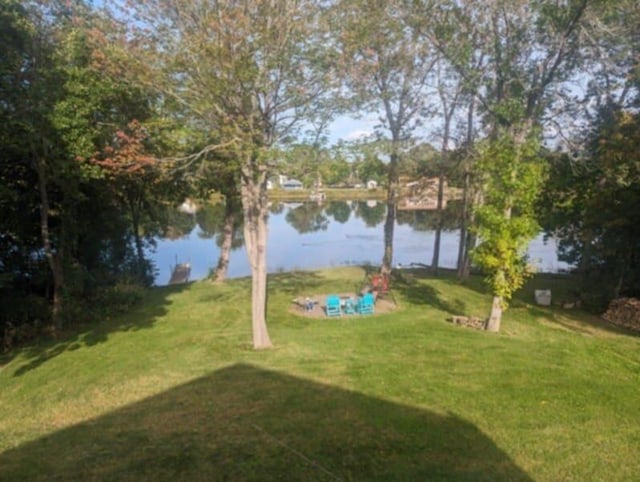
left=392, top=270, right=468, bottom=316
left=0, top=364, right=532, bottom=481
left=525, top=304, right=639, bottom=338
left=2, top=283, right=189, bottom=377
left=394, top=269, right=638, bottom=337
left=268, top=270, right=330, bottom=296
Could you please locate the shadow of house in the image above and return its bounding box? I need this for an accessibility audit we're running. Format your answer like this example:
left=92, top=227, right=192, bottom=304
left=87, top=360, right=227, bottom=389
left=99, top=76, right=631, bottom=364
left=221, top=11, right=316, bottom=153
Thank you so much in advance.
left=0, top=364, right=531, bottom=481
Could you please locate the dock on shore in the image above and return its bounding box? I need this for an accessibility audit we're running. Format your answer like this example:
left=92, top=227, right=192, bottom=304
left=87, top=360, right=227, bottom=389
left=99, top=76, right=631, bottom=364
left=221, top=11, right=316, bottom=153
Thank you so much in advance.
left=169, top=262, right=191, bottom=285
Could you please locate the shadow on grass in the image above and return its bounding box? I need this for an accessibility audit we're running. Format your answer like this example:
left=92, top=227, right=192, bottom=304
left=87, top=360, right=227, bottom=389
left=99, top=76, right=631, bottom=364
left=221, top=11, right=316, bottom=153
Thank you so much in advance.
left=395, top=269, right=638, bottom=337
left=0, top=364, right=532, bottom=481
left=2, top=283, right=189, bottom=377
left=268, top=270, right=326, bottom=296
left=392, top=271, right=468, bottom=317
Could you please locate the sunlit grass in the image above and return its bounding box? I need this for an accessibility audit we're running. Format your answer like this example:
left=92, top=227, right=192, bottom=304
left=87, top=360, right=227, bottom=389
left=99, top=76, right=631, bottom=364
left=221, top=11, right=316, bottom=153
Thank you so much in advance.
left=1, top=267, right=638, bottom=481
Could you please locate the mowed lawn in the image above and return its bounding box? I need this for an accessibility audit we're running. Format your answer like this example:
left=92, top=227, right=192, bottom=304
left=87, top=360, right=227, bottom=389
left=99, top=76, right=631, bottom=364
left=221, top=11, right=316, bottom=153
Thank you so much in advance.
left=1, top=267, right=638, bottom=481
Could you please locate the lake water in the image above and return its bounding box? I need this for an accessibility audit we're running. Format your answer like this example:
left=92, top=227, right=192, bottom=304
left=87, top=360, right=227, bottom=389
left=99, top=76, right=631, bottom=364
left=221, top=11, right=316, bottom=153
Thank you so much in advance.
left=150, top=201, right=570, bottom=286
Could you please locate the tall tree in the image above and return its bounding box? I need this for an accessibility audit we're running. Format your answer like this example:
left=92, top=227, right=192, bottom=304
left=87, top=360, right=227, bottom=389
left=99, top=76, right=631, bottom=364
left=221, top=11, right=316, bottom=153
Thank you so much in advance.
left=116, top=0, right=334, bottom=348
left=430, top=62, right=465, bottom=275
left=426, top=0, right=592, bottom=331
left=333, top=0, right=437, bottom=275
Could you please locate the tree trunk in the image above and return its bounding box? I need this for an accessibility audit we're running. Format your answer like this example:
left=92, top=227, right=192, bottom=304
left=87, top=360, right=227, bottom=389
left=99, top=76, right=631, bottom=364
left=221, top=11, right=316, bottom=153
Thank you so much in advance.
left=458, top=184, right=478, bottom=281
left=381, top=149, right=399, bottom=276
left=213, top=203, right=235, bottom=283
left=456, top=168, right=470, bottom=277
left=458, top=97, right=476, bottom=280
left=381, top=181, right=397, bottom=276
left=485, top=295, right=502, bottom=332
left=431, top=173, right=445, bottom=275
left=36, top=158, right=65, bottom=331
left=460, top=231, right=475, bottom=280
left=381, top=199, right=395, bottom=275
left=241, top=164, right=272, bottom=349
left=129, top=198, right=146, bottom=282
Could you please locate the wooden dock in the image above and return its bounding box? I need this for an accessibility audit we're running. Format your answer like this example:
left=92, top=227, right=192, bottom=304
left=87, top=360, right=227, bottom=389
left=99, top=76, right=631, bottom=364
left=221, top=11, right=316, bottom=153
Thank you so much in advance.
left=169, top=262, right=191, bottom=285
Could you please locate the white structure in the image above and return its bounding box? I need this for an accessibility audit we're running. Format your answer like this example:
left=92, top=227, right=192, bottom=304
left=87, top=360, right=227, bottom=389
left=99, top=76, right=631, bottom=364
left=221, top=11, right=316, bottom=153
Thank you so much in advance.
left=282, top=179, right=303, bottom=190
left=535, top=289, right=552, bottom=306
left=366, top=180, right=378, bottom=189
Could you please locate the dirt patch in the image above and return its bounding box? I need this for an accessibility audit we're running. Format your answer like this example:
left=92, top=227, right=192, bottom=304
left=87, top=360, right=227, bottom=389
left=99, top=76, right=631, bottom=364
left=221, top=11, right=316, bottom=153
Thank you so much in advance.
left=290, top=293, right=398, bottom=319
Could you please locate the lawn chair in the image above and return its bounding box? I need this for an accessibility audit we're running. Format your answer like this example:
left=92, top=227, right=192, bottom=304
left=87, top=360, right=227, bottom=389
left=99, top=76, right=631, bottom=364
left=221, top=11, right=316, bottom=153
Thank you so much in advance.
left=371, top=274, right=390, bottom=298
left=326, top=295, right=341, bottom=317
left=357, top=292, right=375, bottom=315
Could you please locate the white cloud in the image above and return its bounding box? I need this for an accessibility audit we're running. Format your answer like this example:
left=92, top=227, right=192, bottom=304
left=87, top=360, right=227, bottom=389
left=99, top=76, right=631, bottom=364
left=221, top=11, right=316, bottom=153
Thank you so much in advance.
left=344, top=129, right=373, bottom=141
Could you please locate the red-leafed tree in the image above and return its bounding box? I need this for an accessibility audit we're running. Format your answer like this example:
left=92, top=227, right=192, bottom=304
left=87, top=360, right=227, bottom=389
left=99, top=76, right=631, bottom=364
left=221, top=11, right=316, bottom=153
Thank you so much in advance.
left=92, top=120, right=171, bottom=283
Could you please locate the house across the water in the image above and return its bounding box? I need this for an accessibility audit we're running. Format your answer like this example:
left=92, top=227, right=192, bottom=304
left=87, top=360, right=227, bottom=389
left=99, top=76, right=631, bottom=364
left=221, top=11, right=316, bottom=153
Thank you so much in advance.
left=282, top=179, right=303, bottom=190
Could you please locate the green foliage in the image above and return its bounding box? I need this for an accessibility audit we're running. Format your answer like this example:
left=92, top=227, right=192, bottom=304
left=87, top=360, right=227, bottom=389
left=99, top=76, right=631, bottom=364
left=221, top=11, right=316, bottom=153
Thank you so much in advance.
left=472, top=130, right=545, bottom=307
left=0, top=1, right=181, bottom=342
left=540, top=105, right=640, bottom=310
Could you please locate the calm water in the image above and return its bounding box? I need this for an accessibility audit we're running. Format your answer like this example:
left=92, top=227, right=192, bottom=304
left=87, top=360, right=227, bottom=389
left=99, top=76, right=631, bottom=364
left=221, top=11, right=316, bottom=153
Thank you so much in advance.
left=150, top=201, right=570, bottom=286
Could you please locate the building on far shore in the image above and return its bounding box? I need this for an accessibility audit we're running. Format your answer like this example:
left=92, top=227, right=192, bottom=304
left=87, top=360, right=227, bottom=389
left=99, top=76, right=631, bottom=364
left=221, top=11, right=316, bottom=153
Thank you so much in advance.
left=282, top=179, right=303, bottom=190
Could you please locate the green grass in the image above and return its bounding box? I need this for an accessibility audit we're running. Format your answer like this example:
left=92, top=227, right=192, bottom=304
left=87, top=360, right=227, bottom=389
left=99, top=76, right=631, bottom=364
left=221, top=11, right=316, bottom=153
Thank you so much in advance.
left=268, top=187, right=386, bottom=201
left=1, top=267, right=639, bottom=481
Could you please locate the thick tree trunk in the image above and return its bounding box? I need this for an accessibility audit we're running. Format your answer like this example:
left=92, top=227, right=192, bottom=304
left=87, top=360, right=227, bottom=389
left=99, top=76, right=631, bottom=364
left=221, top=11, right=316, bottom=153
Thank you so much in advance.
left=36, top=158, right=65, bottom=331
left=381, top=150, right=399, bottom=276
left=241, top=165, right=272, bottom=349
left=485, top=295, right=503, bottom=332
left=213, top=204, right=235, bottom=282
left=381, top=191, right=396, bottom=276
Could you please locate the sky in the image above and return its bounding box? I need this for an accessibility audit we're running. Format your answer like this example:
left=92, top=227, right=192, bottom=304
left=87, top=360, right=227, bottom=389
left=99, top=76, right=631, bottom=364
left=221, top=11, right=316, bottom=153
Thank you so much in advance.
left=326, top=115, right=378, bottom=145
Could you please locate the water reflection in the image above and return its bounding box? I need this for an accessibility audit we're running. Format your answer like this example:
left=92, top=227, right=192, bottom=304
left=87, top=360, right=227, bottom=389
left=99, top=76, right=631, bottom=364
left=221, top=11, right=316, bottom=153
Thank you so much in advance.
left=285, top=203, right=329, bottom=233
left=150, top=201, right=568, bottom=285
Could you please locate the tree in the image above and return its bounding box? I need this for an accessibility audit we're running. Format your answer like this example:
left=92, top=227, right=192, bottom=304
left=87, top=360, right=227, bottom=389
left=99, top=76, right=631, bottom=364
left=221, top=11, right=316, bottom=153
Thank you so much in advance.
left=333, top=0, right=437, bottom=275
left=471, top=133, right=544, bottom=329
left=91, top=121, right=171, bottom=284
left=0, top=0, right=164, bottom=335
left=425, top=0, right=592, bottom=330
left=430, top=62, right=466, bottom=275
left=540, top=106, right=640, bottom=310
left=196, top=199, right=244, bottom=282
left=116, top=0, right=335, bottom=348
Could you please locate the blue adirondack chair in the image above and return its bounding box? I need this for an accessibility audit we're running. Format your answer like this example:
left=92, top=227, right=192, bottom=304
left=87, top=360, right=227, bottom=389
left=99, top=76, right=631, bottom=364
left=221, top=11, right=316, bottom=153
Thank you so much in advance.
left=326, top=295, right=341, bottom=317
left=357, top=292, right=375, bottom=315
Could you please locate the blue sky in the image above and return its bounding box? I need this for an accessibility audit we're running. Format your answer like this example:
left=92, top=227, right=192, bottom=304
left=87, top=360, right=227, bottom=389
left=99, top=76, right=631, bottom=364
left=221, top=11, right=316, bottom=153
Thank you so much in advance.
left=326, top=115, right=379, bottom=145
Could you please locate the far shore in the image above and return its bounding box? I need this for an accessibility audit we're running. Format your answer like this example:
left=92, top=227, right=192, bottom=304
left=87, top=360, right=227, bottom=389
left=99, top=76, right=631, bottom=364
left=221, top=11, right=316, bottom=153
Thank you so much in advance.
left=267, top=187, right=387, bottom=201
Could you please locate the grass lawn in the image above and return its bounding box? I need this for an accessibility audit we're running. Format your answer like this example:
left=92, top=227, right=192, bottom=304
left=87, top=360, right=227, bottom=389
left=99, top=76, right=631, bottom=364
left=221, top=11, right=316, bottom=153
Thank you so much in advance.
left=1, top=267, right=638, bottom=481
